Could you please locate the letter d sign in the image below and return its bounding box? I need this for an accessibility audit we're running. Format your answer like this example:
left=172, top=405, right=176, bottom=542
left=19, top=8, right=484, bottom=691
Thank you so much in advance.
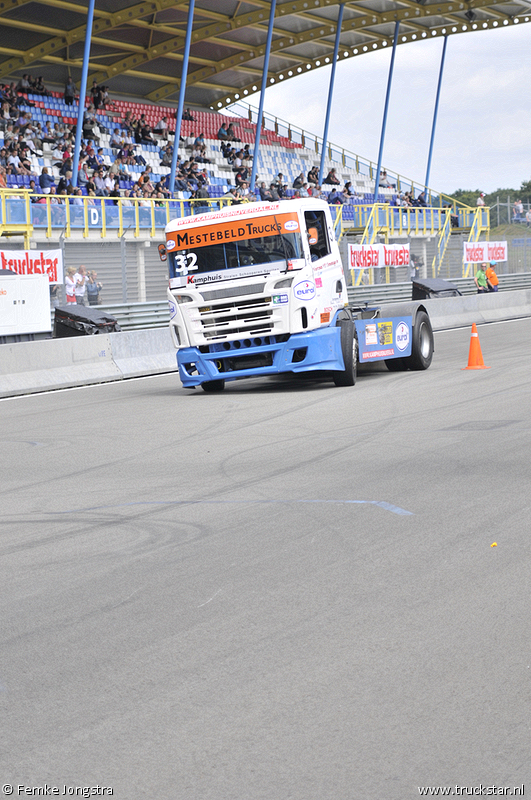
left=90, top=208, right=99, bottom=225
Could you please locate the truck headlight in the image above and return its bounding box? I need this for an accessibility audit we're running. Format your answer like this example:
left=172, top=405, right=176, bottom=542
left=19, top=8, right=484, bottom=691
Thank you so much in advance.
left=274, top=278, right=294, bottom=289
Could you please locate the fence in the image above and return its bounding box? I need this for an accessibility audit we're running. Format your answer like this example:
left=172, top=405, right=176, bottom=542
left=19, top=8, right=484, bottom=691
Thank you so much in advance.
left=490, top=198, right=531, bottom=227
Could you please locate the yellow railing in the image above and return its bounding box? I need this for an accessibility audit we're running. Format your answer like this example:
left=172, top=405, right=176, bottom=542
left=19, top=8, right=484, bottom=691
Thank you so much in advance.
left=0, top=190, right=237, bottom=239
left=463, top=207, right=491, bottom=277
left=333, top=202, right=485, bottom=284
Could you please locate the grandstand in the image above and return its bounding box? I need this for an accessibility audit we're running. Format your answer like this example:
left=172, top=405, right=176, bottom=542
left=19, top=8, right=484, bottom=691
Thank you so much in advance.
left=3, top=89, right=429, bottom=306
left=5, top=89, right=393, bottom=202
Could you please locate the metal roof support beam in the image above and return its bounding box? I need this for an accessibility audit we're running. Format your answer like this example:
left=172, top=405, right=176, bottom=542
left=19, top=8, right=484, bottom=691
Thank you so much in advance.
left=250, top=0, right=277, bottom=196
left=374, top=20, right=399, bottom=203
left=319, top=3, right=344, bottom=186
left=170, top=0, right=195, bottom=198
left=425, top=35, right=448, bottom=195
left=72, top=0, right=96, bottom=189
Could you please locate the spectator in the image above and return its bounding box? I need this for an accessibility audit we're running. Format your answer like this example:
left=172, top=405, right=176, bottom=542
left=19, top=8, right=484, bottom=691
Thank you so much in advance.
left=217, top=122, right=229, bottom=140
left=39, top=166, right=54, bottom=193
left=64, top=76, right=77, bottom=106
left=343, top=181, right=355, bottom=197
left=109, top=155, right=130, bottom=182
left=94, top=168, right=109, bottom=196
left=513, top=199, right=524, bottom=220
left=328, top=188, right=344, bottom=205
left=378, top=170, right=395, bottom=188
left=110, top=128, right=124, bottom=150
left=16, top=74, right=31, bottom=94
left=323, top=168, right=340, bottom=185
left=154, top=116, right=168, bottom=139
left=73, top=265, right=88, bottom=305
left=486, top=261, right=499, bottom=292
left=86, top=271, right=103, bottom=305
left=33, top=76, right=50, bottom=96
left=235, top=167, right=249, bottom=187
left=417, top=191, right=428, bottom=207
left=293, top=172, right=305, bottom=189
left=57, top=171, right=73, bottom=194
left=259, top=182, right=273, bottom=202
left=140, top=124, right=156, bottom=145
left=159, top=144, right=173, bottom=168
left=476, top=193, right=486, bottom=207
left=89, top=81, right=101, bottom=110
left=183, top=108, right=196, bottom=121
left=474, top=262, right=488, bottom=294
left=307, top=166, right=319, bottom=185
left=191, top=185, right=210, bottom=212
left=269, top=183, right=280, bottom=202
left=71, top=188, right=84, bottom=205
left=121, top=189, right=133, bottom=207
left=65, top=268, right=77, bottom=304
left=82, top=105, right=99, bottom=143
left=526, top=208, right=531, bottom=228
left=226, top=123, right=240, bottom=142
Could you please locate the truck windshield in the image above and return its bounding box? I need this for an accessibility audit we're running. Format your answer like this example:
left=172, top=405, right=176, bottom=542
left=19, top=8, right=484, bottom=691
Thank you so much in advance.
left=167, top=211, right=304, bottom=286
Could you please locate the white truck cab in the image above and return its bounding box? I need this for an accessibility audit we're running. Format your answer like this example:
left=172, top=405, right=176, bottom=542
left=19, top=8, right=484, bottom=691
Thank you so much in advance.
left=161, top=198, right=433, bottom=391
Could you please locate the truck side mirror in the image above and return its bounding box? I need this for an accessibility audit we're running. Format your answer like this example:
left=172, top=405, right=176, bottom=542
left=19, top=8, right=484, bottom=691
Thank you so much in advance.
left=158, top=243, right=167, bottom=262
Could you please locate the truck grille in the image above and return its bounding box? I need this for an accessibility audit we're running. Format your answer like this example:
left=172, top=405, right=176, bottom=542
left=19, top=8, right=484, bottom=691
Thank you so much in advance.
left=199, top=283, right=265, bottom=302
left=196, top=295, right=277, bottom=341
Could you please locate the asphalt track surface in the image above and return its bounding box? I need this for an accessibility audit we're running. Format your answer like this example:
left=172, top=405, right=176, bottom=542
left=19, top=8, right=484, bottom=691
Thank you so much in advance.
left=1, top=319, right=530, bottom=800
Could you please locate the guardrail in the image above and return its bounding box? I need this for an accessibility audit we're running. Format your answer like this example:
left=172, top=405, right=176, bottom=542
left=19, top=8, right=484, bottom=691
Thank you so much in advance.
left=89, top=273, right=531, bottom=332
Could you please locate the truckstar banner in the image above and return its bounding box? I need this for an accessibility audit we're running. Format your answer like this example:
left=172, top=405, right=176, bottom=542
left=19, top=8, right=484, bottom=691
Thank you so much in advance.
left=463, top=241, right=507, bottom=264
left=348, top=243, right=410, bottom=269
left=0, top=249, right=63, bottom=283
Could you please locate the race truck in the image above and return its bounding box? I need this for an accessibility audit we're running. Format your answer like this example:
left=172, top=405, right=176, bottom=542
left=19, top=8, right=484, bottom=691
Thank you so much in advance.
left=159, top=198, right=433, bottom=392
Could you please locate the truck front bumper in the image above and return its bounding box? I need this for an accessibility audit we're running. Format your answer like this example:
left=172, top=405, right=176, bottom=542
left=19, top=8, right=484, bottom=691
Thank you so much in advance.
left=176, top=325, right=344, bottom=387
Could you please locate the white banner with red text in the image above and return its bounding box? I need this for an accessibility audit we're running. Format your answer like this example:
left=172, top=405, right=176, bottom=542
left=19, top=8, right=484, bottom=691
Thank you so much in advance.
left=0, top=249, right=63, bottom=284
left=463, top=241, right=507, bottom=264
left=348, top=243, right=410, bottom=269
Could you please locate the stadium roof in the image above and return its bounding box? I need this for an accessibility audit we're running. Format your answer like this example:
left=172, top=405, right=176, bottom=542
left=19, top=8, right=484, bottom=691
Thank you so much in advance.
left=0, top=0, right=529, bottom=110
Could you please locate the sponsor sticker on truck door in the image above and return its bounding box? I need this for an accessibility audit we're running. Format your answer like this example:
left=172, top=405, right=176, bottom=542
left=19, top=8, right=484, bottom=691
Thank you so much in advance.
left=293, top=280, right=316, bottom=301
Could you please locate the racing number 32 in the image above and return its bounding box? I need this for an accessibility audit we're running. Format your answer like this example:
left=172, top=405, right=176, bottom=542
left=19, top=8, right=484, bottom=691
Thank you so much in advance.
left=174, top=253, right=198, bottom=273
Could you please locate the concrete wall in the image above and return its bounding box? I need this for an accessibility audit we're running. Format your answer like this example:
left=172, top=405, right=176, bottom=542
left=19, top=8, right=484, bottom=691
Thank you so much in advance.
left=0, top=328, right=176, bottom=398
left=425, top=288, right=531, bottom=331
left=1, top=290, right=530, bottom=398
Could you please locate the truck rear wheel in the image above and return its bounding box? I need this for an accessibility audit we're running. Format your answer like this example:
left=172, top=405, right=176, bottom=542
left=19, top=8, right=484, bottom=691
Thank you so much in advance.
left=405, top=310, right=434, bottom=370
left=201, top=379, right=225, bottom=393
left=333, top=318, right=357, bottom=387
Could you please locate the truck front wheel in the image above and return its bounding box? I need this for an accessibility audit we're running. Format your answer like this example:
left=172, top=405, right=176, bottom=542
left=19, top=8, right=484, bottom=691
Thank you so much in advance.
left=201, top=379, right=225, bottom=393
left=405, top=310, right=434, bottom=370
left=333, top=318, right=357, bottom=387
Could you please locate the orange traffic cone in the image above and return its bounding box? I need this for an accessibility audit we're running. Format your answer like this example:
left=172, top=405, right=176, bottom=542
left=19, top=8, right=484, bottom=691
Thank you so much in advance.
left=462, top=323, right=490, bottom=370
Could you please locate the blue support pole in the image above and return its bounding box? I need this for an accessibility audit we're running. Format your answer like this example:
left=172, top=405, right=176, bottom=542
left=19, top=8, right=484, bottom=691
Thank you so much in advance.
left=71, top=0, right=96, bottom=188
left=425, top=35, right=448, bottom=192
left=169, top=0, right=196, bottom=197
left=249, top=0, right=277, bottom=199
left=318, top=3, right=344, bottom=186
left=373, top=21, right=400, bottom=203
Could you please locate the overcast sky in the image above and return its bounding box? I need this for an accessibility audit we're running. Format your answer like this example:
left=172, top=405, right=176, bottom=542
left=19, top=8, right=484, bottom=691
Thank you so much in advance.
left=241, top=24, right=529, bottom=196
